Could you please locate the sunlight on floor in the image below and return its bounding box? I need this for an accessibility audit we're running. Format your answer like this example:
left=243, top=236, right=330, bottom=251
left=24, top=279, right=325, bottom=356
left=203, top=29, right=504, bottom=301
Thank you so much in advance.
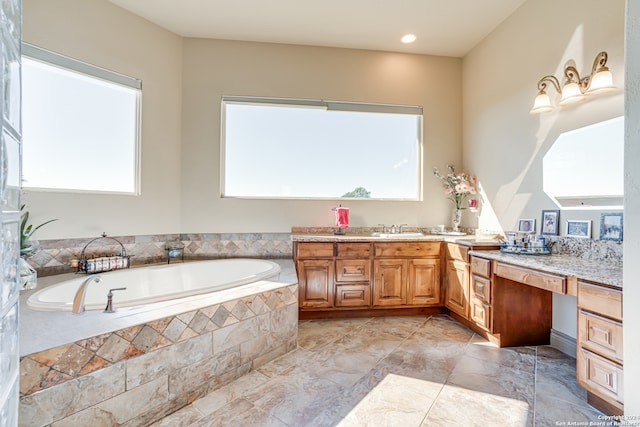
left=337, top=373, right=531, bottom=426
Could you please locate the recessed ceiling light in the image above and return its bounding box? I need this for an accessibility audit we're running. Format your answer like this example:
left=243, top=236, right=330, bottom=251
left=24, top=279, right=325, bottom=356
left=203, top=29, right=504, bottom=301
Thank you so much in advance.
left=401, top=34, right=417, bottom=44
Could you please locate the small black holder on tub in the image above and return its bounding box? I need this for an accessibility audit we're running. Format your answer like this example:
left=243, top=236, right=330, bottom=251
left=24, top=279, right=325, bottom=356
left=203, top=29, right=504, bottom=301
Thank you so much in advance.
left=77, top=233, right=131, bottom=274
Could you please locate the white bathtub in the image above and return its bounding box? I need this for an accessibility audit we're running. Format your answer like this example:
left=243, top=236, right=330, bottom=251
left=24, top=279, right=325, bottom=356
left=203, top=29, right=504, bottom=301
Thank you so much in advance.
left=26, top=258, right=281, bottom=312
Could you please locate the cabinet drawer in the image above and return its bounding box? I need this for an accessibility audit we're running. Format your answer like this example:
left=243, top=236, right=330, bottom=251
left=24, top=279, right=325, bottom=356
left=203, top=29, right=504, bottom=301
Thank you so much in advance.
left=336, top=242, right=371, bottom=258
left=471, top=274, right=491, bottom=303
left=469, top=296, right=491, bottom=331
left=470, top=256, right=491, bottom=278
left=577, top=348, right=624, bottom=404
left=578, top=282, right=622, bottom=321
left=296, top=242, right=334, bottom=258
left=495, top=262, right=566, bottom=294
left=579, top=310, right=623, bottom=363
left=374, top=242, right=441, bottom=258
left=446, top=243, right=468, bottom=262
left=335, top=284, right=371, bottom=307
left=336, top=259, right=370, bottom=282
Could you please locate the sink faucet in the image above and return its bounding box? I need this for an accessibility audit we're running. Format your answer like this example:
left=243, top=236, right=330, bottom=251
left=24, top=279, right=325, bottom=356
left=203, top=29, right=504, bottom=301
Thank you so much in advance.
left=72, top=275, right=102, bottom=313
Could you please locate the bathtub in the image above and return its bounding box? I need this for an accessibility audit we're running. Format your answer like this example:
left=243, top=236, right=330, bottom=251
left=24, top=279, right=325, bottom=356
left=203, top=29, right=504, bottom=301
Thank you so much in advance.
left=26, top=258, right=281, bottom=312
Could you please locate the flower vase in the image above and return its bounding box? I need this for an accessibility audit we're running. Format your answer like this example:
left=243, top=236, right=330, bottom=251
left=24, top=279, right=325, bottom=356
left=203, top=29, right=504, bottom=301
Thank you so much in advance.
left=19, top=257, right=37, bottom=290
left=452, top=209, right=462, bottom=232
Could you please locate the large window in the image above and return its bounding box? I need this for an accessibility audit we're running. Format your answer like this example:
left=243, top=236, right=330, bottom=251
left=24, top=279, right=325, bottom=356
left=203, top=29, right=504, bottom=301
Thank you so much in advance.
left=22, top=44, right=141, bottom=194
left=221, top=97, right=423, bottom=200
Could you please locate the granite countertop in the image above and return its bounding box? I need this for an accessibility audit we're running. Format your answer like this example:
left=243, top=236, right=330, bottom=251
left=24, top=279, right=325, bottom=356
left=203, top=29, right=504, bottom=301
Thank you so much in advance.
left=469, top=250, right=623, bottom=289
left=291, top=233, right=502, bottom=247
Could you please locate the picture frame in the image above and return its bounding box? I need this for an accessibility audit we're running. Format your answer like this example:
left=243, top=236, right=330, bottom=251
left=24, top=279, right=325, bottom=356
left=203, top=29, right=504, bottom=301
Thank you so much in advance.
left=517, top=219, right=535, bottom=233
left=600, top=212, right=623, bottom=241
left=541, top=210, right=560, bottom=236
left=566, top=220, right=591, bottom=238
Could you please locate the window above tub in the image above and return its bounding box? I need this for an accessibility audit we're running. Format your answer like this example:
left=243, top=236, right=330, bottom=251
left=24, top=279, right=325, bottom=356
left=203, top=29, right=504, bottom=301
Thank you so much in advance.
left=543, top=116, right=623, bottom=209
left=22, top=43, right=141, bottom=194
left=221, top=96, right=423, bottom=200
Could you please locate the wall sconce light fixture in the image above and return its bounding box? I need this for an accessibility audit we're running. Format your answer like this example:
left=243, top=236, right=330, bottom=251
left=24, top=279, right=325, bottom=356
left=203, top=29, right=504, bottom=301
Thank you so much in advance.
left=530, top=51, right=615, bottom=114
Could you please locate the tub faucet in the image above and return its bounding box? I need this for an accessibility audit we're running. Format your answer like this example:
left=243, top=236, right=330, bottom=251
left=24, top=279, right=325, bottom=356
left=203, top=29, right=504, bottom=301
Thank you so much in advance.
left=72, top=275, right=102, bottom=314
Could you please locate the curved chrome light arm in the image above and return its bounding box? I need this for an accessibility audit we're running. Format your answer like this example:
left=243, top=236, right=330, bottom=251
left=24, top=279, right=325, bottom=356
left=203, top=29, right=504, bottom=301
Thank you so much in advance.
left=590, top=51, right=609, bottom=75
left=536, top=75, right=561, bottom=94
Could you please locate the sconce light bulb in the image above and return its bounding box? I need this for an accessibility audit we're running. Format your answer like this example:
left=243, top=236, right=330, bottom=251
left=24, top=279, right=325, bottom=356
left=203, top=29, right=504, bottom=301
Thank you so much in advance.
left=586, top=70, right=615, bottom=95
left=530, top=92, right=553, bottom=114
left=559, top=82, right=585, bottom=106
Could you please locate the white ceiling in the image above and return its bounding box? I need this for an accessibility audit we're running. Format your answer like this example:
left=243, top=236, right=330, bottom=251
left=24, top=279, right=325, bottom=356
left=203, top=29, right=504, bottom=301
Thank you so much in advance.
left=109, top=0, right=527, bottom=57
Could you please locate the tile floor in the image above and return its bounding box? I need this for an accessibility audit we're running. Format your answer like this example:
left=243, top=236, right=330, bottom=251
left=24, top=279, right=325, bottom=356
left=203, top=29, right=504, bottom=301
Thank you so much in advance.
left=154, top=315, right=604, bottom=427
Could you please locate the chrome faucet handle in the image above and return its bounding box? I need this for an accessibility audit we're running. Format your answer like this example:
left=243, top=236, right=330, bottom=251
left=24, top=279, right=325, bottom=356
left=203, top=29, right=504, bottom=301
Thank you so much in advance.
left=398, top=224, right=408, bottom=233
left=378, top=223, right=387, bottom=233
left=72, top=275, right=102, bottom=314
left=104, top=287, right=127, bottom=313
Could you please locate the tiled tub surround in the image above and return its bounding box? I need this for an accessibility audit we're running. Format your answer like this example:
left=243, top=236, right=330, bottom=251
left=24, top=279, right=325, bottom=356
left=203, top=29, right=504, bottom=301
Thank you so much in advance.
left=26, top=233, right=293, bottom=277
left=18, top=260, right=298, bottom=427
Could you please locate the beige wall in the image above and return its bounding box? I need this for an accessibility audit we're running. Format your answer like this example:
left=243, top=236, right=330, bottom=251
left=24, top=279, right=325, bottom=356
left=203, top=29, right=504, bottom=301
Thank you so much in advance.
left=463, top=0, right=625, bottom=232
left=22, top=0, right=183, bottom=239
left=462, top=0, right=625, bottom=339
left=24, top=1, right=463, bottom=237
left=180, top=38, right=462, bottom=233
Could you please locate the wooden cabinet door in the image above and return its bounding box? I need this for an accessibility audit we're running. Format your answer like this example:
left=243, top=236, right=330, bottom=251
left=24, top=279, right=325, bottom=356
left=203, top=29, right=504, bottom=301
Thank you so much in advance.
left=297, top=259, right=334, bottom=309
left=469, top=296, right=491, bottom=331
left=336, top=259, right=370, bottom=282
left=471, top=274, right=491, bottom=303
left=373, top=259, right=406, bottom=306
left=407, top=258, right=440, bottom=305
left=335, top=284, right=371, bottom=307
left=445, top=259, right=469, bottom=319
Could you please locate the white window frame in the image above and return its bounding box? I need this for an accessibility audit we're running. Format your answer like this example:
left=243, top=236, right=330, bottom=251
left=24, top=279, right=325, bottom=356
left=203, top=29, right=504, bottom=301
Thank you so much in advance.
left=220, top=96, right=424, bottom=201
left=21, top=43, right=142, bottom=195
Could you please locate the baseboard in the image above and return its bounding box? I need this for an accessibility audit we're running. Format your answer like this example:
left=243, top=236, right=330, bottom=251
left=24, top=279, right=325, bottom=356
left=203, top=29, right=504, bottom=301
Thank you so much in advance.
left=550, top=329, right=576, bottom=358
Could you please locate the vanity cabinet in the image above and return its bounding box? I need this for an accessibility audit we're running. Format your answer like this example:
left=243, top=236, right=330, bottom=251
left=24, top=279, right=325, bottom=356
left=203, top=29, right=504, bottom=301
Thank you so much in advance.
left=444, top=243, right=470, bottom=318
left=456, top=254, right=554, bottom=348
left=444, top=243, right=499, bottom=323
left=335, top=243, right=372, bottom=308
left=469, top=261, right=492, bottom=331
left=577, top=280, right=623, bottom=415
left=372, top=242, right=441, bottom=308
left=294, top=239, right=444, bottom=317
left=295, top=242, right=372, bottom=311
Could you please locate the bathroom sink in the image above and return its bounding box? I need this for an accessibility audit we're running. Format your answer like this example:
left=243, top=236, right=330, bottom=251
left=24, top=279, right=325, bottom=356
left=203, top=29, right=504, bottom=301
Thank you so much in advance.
left=371, top=232, right=425, bottom=238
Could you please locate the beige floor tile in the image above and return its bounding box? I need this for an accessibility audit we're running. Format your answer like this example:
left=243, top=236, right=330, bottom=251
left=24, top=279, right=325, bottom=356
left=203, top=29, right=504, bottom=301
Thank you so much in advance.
left=337, top=373, right=434, bottom=427
left=243, top=364, right=345, bottom=426
left=256, top=347, right=314, bottom=377
left=297, top=318, right=371, bottom=351
left=188, top=398, right=287, bottom=427
left=465, top=335, right=536, bottom=374
left=423, top=384, right=533, bottom=427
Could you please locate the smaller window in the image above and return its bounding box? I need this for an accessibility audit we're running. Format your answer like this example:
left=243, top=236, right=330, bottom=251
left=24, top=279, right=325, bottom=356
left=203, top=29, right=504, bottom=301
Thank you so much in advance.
left=22, top=44, right=141, bottom=194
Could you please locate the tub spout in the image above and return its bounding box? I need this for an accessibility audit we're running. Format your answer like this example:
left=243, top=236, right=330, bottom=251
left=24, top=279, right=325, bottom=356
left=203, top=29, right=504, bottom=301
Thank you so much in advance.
left=72, top=275, right=102, bottom=313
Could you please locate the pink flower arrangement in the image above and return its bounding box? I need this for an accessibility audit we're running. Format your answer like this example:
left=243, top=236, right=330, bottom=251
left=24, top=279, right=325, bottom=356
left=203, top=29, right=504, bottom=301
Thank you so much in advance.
left=433, top=165, right=477, bottom=210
